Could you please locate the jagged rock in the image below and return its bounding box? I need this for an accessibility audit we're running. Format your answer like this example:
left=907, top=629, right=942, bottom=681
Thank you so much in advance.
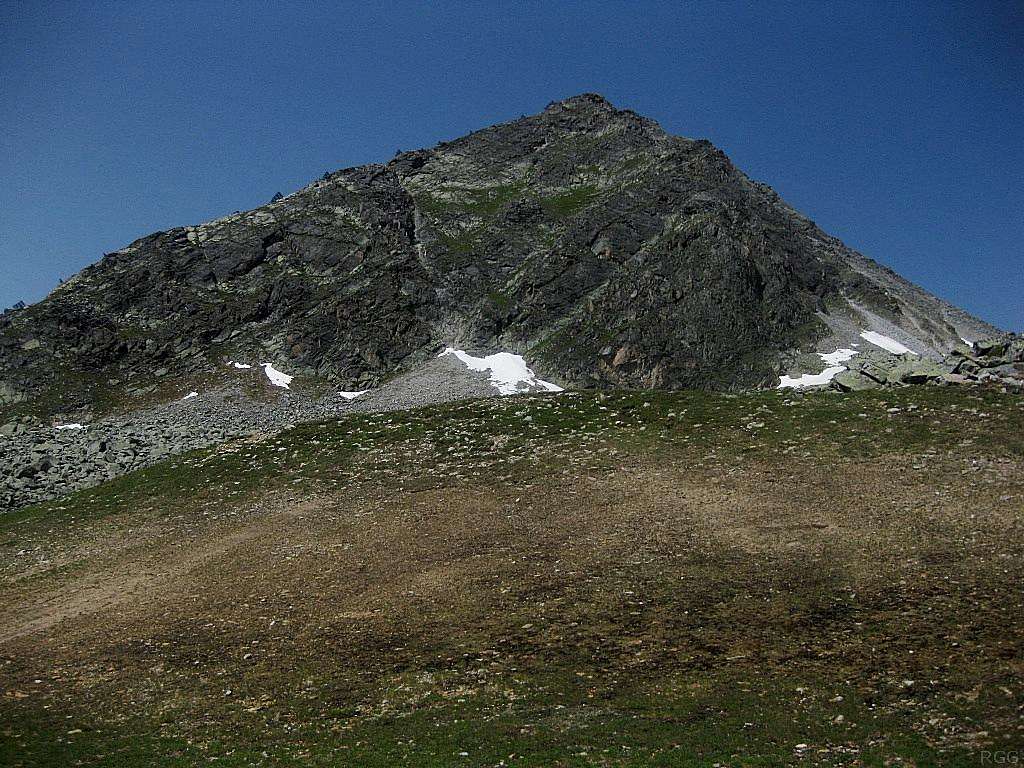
left=847, top=351, right=903, bottom=384
left=987, top=363, right=1024, bottom=378
left=16, top=454, right=52, bottom=478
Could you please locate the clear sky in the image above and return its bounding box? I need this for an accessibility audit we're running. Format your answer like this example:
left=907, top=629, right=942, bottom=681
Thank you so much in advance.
left=1, top=1, right=1021, bottom=330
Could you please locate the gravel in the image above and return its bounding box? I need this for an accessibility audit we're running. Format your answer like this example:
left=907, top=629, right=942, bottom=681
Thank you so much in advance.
left=0, top=356, right=509, bottom=512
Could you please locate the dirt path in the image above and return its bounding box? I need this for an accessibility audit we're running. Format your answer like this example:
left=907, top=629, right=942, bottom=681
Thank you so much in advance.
left=0, top=495, right=323, bottom=644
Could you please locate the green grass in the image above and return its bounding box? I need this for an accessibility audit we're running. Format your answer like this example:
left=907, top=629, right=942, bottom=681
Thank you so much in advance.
left=485, top=289, right=513, bottom=311
left=540, top=185, right=602, bottom=218
left=0, top=711, right=198, bottom=768
left=2, top=668, right=997, bottom=767
left=415, top=182, right=526, bottom=219
left=5, top=386, right=1021, bottom=541
left=436, top=225, right=484, bottom=254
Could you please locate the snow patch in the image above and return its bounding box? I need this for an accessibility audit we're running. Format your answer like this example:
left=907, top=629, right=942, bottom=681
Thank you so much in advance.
left=860, top=330, right=914, bottom=355
left=337, top=390, right=367, bottom=400
left=261, top=363, right=293, bottom=389
left=777, top=348, right=858, bottom=390
left=181, top=391, right=199, bottom=401
left=439, top=347, right=563, bottom=396
left=55, top=423, right=85, bottom=431
left=818, top=348, right=858, bottom=366
left=230, top=361, right=253, bottom=369
left=778, top=366, right=847, bottom=389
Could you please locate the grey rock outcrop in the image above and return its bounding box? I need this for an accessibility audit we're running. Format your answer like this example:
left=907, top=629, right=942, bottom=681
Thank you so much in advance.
left=831, top=335, right=1023, bottom=392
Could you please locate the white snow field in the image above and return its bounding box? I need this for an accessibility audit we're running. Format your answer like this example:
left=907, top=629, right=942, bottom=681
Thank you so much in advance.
left=336, top=391, right=368, bottom=400
left=777, top=348, right=858, bottom=389
left=261, top=363, right=293, bottom=389
left=229, top=360, right=364, bottom=397
left=818, top=348, right=858, bottom=367
left=439, top=348, right=563, bottom=395
left=860, top=330, right=914, bottom=355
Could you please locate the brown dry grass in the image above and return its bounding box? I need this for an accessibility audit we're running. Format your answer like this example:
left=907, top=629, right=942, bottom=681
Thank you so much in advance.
left=1, top=387, right=1022, bottom=766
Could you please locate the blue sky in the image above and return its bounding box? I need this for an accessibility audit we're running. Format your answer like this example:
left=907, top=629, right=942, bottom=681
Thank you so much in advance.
left=1, top=0, right=1021, bottom=329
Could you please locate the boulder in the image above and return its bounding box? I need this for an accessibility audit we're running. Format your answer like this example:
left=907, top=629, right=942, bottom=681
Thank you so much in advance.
left=1009, top=338, right=1024, bottom=362
left=15, top=463, right=37, bottom=479
left=889, top=358, right=946, bottom=385
left=941, top=373, right=970, bottom=385
left=16, top=455, right=52, bottom=478
left=975, top=337, right=1010, bottom=358
left=987, top=363, right=1024, bottom=378
left=850, top=352, right=902, bottom=384
left=86, top=439, right=108, bottom=456
left=833, top=370, right=881, bottom=391
left=0, top=381, right=26, bottom=406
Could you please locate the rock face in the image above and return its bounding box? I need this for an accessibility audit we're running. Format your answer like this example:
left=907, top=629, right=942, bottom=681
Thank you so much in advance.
left=0, top=93, right=1000, bottom=416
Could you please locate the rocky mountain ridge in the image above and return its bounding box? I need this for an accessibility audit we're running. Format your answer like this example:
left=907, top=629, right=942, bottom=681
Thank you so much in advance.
left=0, top=93, right=1002, bottom=423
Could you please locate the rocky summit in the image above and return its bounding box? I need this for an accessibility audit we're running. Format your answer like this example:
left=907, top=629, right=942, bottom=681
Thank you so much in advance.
left=0, top=93, right=1005, bottom=421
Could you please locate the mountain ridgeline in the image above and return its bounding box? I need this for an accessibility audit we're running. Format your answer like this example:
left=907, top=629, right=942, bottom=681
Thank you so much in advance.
left=0, top=94, right=999, bottom=416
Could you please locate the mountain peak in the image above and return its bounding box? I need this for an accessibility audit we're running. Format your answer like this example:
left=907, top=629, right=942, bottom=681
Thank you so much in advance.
left=0, top=96, right=1000, bottom=424
left=535, top=92, right=665, bottom=138
left=545, top=92, right=617, bottom=111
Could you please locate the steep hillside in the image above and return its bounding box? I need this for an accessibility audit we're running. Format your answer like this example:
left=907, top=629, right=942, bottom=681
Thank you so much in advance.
left=0, top=94, right=999, bottom=418
left=2, top=387, right=1022, bottom=765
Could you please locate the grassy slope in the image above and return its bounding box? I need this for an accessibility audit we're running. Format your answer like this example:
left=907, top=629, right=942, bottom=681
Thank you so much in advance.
left=1, top=386, right=1022, bottom=766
